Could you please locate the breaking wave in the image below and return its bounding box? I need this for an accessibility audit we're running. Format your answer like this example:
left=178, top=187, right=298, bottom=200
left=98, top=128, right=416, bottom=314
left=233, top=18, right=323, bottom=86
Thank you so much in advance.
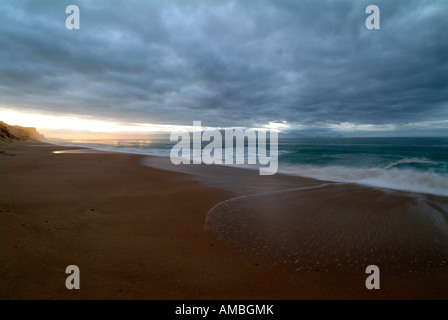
left=278, top=165, right=448, bottom=197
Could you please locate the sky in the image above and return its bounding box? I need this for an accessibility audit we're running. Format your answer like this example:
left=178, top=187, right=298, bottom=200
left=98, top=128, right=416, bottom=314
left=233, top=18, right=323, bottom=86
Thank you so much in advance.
left=0, top=0, right=447, bottom=137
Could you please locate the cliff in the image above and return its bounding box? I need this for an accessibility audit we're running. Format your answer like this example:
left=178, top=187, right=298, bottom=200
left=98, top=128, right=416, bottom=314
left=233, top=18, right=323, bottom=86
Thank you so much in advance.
left=0, top=121, right=45, bottom=141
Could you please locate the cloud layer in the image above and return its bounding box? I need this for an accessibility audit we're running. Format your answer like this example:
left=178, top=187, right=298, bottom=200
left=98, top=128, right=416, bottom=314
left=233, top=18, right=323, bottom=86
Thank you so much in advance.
left=1, top=0, right=447, bottom=135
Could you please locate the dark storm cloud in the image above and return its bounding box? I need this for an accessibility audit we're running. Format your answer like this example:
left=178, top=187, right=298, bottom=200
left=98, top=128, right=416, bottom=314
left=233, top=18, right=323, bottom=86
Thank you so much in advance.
left=0, top=0, right=447, bottom=132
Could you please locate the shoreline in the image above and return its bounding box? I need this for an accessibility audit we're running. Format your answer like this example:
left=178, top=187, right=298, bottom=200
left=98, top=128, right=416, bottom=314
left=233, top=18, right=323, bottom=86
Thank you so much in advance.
left=1, top=140, right=447, bottom=299
left=46, top=138, right=448, bottom=198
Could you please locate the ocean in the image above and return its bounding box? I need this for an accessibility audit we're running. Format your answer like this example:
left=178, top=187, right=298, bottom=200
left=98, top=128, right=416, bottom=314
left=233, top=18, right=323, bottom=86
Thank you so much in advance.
left=48, top=136, right=448, bottom=274
left=49, top=137, right=448, bottom=197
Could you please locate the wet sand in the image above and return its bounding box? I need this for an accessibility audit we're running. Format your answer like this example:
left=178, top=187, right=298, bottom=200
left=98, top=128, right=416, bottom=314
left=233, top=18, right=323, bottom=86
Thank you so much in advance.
left=1, top=140, right=447, bottom=299
left=206, top=184, right=448, bottom=275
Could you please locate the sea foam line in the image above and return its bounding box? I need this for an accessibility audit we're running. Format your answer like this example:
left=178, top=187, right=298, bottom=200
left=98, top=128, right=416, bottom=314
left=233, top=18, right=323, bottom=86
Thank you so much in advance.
left=278, top=165, right=448, bottom=197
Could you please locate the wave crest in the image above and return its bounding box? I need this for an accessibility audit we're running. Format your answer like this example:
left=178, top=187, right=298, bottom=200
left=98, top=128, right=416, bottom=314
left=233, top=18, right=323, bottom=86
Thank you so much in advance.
left=278, top=165, right=448, bottom=197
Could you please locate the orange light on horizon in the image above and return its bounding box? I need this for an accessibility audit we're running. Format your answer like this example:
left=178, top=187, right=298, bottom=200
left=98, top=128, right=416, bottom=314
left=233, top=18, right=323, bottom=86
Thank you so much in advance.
left=0, top=109, right=296, bottom=139
left=0, top=109, right=194, bottom=134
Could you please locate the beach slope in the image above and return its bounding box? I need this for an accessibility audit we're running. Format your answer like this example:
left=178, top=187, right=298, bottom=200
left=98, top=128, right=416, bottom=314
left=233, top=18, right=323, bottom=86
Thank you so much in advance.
left=0, top=141, right=447, bottom=299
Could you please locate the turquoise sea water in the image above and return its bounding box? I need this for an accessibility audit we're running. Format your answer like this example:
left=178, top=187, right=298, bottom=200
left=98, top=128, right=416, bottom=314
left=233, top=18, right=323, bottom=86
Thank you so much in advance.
left=50, top=136, right=448, bottom=273
left=50, top=137, right=448, bottom=196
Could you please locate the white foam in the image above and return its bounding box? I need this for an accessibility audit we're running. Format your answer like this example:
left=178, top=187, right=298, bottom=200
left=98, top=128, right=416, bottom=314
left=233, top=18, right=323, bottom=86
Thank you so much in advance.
left=278, top=165, right=448, bottom=197
left=384, top=157, right=438, bottom=169
left=47, top=139, right=448, bottom=197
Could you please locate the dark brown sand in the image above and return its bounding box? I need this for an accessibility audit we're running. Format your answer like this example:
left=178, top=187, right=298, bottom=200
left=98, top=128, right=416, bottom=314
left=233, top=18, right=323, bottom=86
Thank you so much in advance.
left=206, top=184, right=448, bottom=275
left=1, top=140, right=447, bottom=299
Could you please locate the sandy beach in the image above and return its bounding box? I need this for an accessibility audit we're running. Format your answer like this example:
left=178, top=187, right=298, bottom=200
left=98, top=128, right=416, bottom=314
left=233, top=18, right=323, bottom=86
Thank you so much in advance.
left=1, top=140, right=447, bottom=300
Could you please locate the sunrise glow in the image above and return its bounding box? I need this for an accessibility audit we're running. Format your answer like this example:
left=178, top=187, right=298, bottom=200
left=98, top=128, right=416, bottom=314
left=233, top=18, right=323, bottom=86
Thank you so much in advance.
left=0, top=109, right=194, bottom=134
